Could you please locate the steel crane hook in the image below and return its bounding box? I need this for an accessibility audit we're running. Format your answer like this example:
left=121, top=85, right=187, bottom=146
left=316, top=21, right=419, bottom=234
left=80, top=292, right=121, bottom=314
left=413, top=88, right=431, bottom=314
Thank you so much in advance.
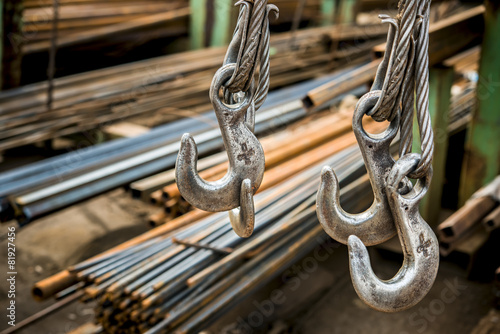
left=175, top=63, right=265, bottom=238
left=317, top=91, right=411, bottom=246
left=348, top=153, right=439, bottom=312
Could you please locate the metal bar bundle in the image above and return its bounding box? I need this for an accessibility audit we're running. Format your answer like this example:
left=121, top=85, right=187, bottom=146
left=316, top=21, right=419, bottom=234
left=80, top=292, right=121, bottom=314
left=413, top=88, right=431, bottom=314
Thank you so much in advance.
left=37, top=141, right=372, bottom=334
left=0, top=66, right=366, bottom=225
left=27, top=81, right=475, bottom=333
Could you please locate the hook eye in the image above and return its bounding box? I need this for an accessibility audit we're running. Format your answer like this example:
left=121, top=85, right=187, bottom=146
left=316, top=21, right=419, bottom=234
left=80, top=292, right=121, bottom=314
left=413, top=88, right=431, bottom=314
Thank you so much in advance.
left=387, top=153, right=433, bottom=204
left=210, top=64, right=255, bottom=115
left=353, top=91, right=399, bottom=145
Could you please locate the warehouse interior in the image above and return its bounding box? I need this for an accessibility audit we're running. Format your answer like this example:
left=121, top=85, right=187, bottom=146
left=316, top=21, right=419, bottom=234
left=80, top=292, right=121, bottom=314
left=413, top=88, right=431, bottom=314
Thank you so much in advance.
left=0, top=0, right=499, bottom=333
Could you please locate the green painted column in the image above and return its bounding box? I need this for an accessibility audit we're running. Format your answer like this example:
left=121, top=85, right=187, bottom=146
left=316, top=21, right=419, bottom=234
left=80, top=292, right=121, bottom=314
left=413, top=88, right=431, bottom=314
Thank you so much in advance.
left=418, top=66, right=455, bottom=226
left=459, top=0, right=500, bottom=204
left=190, top=0, right=207, bottom=49
left=0, top=0, right=3, bottom=90
left=211, top=0, right=234, bottom=47
left=321, top=0, right=337, bottom=26
left=339, top=0, right=360, bottom=24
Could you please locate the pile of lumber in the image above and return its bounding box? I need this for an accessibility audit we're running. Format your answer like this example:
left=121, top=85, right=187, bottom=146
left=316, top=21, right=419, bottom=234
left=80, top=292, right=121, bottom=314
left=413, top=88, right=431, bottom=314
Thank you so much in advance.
left=0, top=23, right=388, bottom=152
left=22, top=0, right=190, bottom=54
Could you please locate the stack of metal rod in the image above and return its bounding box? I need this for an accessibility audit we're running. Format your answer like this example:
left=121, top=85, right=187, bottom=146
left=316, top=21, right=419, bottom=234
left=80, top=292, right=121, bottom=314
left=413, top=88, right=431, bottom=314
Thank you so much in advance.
left=22, top=0, right=325, bottom=55
left=27, top=80, right=477, bottom=333
left=145, top=102, right=367, bottom=225
left=37, top=142, right=374, bottom=334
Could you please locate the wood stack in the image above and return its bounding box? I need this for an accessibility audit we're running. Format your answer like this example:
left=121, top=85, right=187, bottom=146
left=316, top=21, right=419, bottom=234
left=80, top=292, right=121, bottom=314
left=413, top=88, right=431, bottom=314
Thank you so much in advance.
left=0, top=23, right=387, bottom=152
left=22, top=0, right=190, bottom=54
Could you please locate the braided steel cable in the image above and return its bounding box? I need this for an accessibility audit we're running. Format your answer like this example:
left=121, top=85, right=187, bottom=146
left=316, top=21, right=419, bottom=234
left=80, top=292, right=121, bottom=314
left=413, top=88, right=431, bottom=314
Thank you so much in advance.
left=254, top=6, right=274, bottom=110
left=221, top=0, right=277, bottom=112
left=411, top=1, right=434, bottom=178
left=226, top=0, right=269, bottom=94
left=399, top=36, right=416, bottom=158
left=369, top=0, right=417, bottom=122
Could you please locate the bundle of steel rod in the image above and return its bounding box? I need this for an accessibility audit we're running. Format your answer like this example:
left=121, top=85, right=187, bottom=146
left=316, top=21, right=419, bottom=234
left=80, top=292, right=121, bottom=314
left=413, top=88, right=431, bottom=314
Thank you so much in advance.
left=30, top=139, right=372, bottom=334
left=28, top=88, right=475, bottom=333
left=0, top=65, right=367, bottom=225
left=0, top=23, right=387, bottom=153
left=438, top=177, right=500, bottom=256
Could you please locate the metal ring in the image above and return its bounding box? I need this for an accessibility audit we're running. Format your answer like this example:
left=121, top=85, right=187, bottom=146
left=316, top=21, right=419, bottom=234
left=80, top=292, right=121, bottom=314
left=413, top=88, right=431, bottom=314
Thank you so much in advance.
left=353, top=91, right=400, bottom=144
left=210, top=64, right=255, bottom=113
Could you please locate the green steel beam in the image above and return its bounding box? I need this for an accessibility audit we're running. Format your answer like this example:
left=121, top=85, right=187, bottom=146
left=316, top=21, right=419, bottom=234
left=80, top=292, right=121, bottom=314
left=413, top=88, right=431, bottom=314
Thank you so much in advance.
left=211, top=0, right=234, bottom=47
left=459, top=0, right=500, bottom=204
left=190, top=0, right=207, bottom=50
left=0, top=0, right=3, bottom=90
left=419, top=66, right=455, bottom=226
left=321, top=0, right=337, bottom=26
left=339, top=0, right=360, bottom=24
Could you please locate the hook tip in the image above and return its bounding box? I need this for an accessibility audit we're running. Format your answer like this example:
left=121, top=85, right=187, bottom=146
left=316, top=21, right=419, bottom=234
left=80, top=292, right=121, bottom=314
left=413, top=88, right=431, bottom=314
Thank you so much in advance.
left=319, top=166, right=340, bottom=195
left=229, top=179, right=255, bottom=238
left=347, top=235, right=368, bottom=258
left=178, top=133, right=198, bottom=165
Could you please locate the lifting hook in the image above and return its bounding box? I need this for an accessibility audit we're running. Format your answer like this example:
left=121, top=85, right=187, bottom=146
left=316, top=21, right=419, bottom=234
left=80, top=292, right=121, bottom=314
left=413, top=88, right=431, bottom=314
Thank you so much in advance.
left=175, top=63, right=265, bottom=238
left=348, top=153, right=439, bottom=312
left=317, top=91, right=411, bottom=246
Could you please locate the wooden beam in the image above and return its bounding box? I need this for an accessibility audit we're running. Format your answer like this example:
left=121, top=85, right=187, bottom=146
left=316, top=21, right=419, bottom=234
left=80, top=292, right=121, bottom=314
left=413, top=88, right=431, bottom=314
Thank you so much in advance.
left=460, top=1, right=500, bottom=204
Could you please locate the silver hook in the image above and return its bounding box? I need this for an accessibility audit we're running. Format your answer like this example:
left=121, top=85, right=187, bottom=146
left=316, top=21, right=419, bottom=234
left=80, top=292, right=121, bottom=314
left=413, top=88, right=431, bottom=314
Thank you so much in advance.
left=175, top=63, right=265, bottom=238
left=317, top=91, right=410, bottom=246
left=348, top=154, right=439, bottom=312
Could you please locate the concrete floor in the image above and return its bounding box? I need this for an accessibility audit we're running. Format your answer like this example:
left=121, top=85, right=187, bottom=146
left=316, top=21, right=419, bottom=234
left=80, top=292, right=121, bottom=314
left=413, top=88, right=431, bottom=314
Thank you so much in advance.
left=208, top=238, right=497, bottom=334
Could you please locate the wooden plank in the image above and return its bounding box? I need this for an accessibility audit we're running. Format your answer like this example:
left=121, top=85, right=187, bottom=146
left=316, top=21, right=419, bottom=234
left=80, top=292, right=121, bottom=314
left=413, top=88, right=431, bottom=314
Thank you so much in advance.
left=460, top=1, right=500, bottom=204
left=24, top=7, right=191, bottom=54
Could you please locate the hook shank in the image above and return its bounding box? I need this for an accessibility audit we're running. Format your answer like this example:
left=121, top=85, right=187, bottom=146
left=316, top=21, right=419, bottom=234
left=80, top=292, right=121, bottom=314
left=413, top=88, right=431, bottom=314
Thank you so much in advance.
left=175, top=64, right=265, bottom=213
